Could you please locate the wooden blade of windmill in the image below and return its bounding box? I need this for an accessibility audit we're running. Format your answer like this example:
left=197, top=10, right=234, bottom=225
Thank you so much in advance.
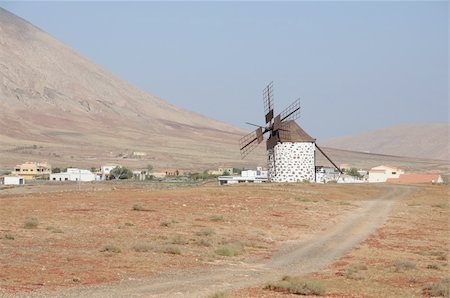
left=239, top=128, right=264, bottom=158
left=280, top=98, right=301, bottom=122
left=263, top=81, right=274, bottom=124
left=272, top=114, right=281, bottom=131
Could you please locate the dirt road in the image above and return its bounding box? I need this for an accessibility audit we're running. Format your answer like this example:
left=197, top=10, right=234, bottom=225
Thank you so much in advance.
left=29, top=184, right=414, bottom=298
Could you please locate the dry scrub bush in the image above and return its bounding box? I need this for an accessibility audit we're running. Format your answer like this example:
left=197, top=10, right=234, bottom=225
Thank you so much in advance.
left=4, top=233, right=14, bottom=240
left=422, top=278, right=449, bottom=297
left=196, top=228, right=215, bottom=237
left=132, top=203, right=144, bottom=211
left=24, top=217, right=39, bottom=229
left=171, top=234, right=188, bottom=245
left=208, top=292, right=230, bottom=298
left=265, top=275, right=325, bottom=296
left=161, top=245, right=181, bottom=255
left=100, top=244, right=121, bottom=253
left=133, top=243, right=152, bottom=252
left=209, top=215, right=224, bottom=222
left=393, top=260, right=416, bottom=272
left=215, top=243, right=243, bottom=257
left=426, top=263, right=441, bottom=270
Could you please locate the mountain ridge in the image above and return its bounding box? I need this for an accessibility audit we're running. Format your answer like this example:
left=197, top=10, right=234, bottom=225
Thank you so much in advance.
left=0, top=7, right=259, bottom=170
left=321, top=123, right=449, bottom=161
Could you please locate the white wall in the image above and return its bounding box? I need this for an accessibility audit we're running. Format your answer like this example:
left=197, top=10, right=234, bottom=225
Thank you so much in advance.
left=268, top=142, right=315, bottom=183
left=50, top=168, right=96, bottom=182
left=2, top=176, right=25, bottom=185
left=368, top=167, right=404, bottom=183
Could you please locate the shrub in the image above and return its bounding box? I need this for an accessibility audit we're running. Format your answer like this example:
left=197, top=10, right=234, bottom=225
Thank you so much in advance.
left=215, top=243, right=243, bottom=257
left=208, top=292, right=230, bottom=298
left=46, top=226, right=63, bottom=233
left=100, top=244, right=121, bottom=253
left=24, top=217, right=39, bottom=229
left=160, top=220, right=172, bottom=227
left=265, top=276, right=325, bottom=296
left=133, top=243, right=152, bottom=252
left=340, top=266, right=365, bottom=280
left=426, top=263, right=441, bottom=270
left=196, top=228, right=215, bottom=237
left=125, top=222, right=134, bottom=227
left=4, top=233, right=14, bottom=240
left=171, top=234, right=188, bottom=245
left=132, top=204, right=144, bottom=211
left=394, top=260, right=416, bottom=272
left=197, top=238, right=213, bottom=247
left=209, top=215, right=224, bottom=222
left=161, top=245, right=181, bottom=255
left=422, top=278, right=449, bottom=297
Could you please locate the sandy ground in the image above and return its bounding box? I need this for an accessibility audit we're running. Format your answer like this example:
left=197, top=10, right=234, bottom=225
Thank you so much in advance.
left=26, top=184, right=410, bottom=298
left=0, top=181, right=420, bottom=297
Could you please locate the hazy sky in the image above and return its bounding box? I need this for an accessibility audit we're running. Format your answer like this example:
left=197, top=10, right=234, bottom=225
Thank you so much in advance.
left=1, top=1, right=448, bottom=139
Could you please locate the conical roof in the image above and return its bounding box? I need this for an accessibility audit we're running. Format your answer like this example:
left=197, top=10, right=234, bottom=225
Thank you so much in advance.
left=278, top=120, right=316, bottom=143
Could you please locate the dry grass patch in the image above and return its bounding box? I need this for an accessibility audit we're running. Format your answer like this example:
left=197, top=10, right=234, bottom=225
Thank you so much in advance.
left=215, top=243, right=243, bottom=257
left=23, top=216, right=38, bottom=229
left=265, top=275, right=325, bottom=296
left=100, top=244, right=121, bottom=254
left=422, top=278, right=449, bottom=297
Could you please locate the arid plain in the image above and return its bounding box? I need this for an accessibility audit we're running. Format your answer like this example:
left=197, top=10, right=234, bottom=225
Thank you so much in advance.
left=0, top=181, right=448, bottom=297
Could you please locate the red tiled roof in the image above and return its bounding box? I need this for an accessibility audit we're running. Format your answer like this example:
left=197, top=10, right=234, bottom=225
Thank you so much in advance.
left=387, top=174, right=442, bottom=184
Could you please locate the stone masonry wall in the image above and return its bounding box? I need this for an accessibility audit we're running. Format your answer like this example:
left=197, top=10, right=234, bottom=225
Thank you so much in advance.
left=267, top=142, right=315, bottom=183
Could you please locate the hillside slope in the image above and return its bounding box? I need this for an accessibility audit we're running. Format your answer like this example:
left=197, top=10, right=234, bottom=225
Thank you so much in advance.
left=322, top=123, right=449, bottom=161
left=0, top=8, right=265, bottom=170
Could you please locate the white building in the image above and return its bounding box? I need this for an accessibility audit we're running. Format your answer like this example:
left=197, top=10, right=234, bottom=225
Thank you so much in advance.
left=268, top=121, right=316, bottom=183
left=218, top=167, right=268, bottom=185
left=50, top=168, right=96, bottom=182
left=368, top=165, right=404, bottom=183
left=1, top=176, right=25, bottom=185
left=101, top=164, right=119, bottom=176
left=315, top=166, right=340, bottom=183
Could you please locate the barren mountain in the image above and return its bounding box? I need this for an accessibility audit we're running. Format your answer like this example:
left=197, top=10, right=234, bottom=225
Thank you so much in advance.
left=0, top=8, right=266, bottom=170
left=0, top=8, right=447, bottom=173
left=322, top=123, right=449, bottom=161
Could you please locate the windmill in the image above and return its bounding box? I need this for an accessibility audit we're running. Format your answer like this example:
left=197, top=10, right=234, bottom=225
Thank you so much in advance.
left=239, top=82, right=343, bottom=182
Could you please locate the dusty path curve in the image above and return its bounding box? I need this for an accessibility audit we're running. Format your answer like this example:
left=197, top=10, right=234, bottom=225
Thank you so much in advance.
left=41, top=184, right=414, bottom=298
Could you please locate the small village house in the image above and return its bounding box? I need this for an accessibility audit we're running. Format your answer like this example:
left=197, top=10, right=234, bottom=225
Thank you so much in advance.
left=1, top=176, right=25, bottom=185
left=132, top=151, right=147, bottom=158
left=50, top=168, right=96, bottom=182
left=13, top=162, right=51, bottom=180
left=100, top=164, right=120, bottom=180
left=209, top=167, right=234, bottom=176
left=218, top=167, right=267, bottom=185
left=368, top=165, right=404, bottom=183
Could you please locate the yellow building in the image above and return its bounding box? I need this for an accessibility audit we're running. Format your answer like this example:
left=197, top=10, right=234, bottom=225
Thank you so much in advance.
left=209, top=167, right=234, bottom=176
left=13, top=162, right=52, bottom=180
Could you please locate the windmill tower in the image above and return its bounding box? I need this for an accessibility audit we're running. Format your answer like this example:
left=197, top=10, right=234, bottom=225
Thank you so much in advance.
left=239, top=82, right=342, bottom=183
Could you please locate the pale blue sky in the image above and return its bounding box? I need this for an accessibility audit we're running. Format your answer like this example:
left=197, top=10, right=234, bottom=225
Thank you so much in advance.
left=1, top=1, right=448, bottom=139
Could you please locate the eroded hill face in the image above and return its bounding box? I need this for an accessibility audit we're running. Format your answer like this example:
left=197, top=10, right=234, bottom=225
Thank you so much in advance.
left=0, top=8, right=265, bottom=170
left=322, top=123, right=449, bottom=161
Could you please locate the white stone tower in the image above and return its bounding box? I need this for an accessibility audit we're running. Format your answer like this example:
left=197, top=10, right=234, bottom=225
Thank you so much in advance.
left=267, top=121, right=316, bottom=183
